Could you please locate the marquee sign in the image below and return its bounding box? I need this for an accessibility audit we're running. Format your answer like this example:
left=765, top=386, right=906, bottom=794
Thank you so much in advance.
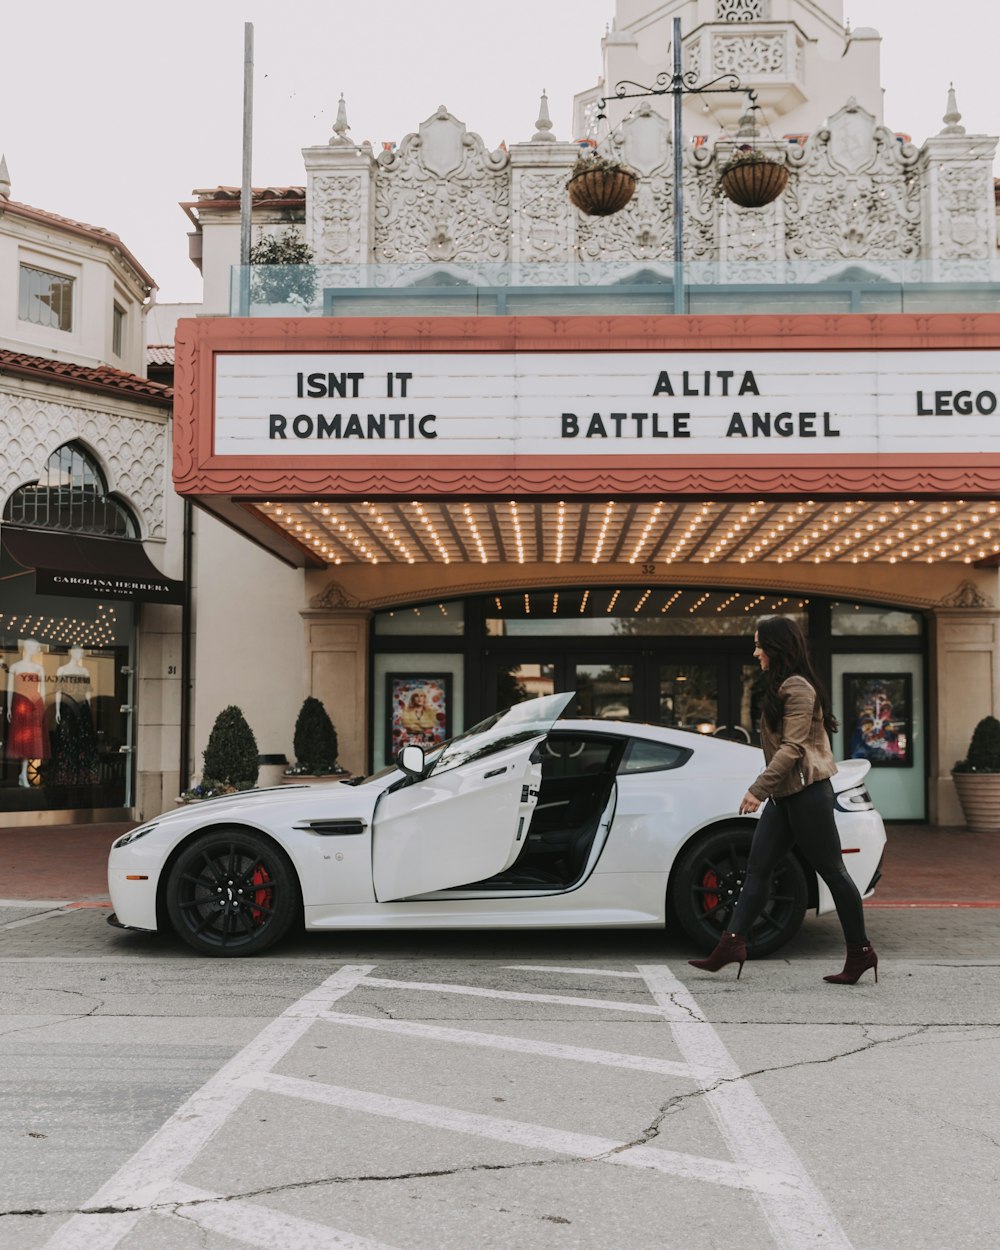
left=173, top=313, right=1000, bottom=499
left=213, top=350, right=1000, bottom=459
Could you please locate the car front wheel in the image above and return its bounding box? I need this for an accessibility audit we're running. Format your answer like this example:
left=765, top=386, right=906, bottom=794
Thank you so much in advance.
left=670, top=825, right=807, bottom=958
left=165, top=828, right=300, bottom=956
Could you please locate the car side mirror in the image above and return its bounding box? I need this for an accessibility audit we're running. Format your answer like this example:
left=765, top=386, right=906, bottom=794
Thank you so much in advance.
left=396, top=745, right=425, bottom=779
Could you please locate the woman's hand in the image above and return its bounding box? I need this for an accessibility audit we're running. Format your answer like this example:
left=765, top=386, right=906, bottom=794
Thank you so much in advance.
left=739, top=791, right=763, bottom=814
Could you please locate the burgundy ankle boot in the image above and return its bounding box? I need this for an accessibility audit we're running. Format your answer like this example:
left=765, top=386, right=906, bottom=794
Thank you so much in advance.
left=688, top=932, right=747, bottom=979
left=823, top=942, right=878, bottom=985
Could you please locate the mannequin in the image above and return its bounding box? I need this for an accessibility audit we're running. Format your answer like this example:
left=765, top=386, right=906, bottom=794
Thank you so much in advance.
left=6, top=639, right=49, bottom=786
left=50, top=647, right=98, bottom=787
left=55, top=648, right=93, bottom=720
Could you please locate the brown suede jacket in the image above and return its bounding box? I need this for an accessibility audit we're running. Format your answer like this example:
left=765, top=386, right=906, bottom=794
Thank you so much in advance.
left=748, top=675, right=837, bottom=801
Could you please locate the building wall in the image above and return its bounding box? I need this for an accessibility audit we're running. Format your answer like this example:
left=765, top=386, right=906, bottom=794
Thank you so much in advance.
left=176, top=0, right=1000, bottom=829
left=189, top=511, right=306, bottom=784
left=0, top=206, right=150, bottom=375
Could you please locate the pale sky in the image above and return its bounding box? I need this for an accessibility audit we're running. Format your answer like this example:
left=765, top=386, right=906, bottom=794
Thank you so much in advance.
left=2, top=1, right=997, bottom=302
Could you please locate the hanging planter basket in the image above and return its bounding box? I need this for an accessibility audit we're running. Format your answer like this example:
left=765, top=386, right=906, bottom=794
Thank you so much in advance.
left=567, top=162, right=637, bottom=217
left=719, top=155, right=788, bottom=209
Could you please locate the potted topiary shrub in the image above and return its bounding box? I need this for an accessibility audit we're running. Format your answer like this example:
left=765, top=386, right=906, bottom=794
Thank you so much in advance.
left=283, top=697, right=346, bottom=783
left=180, top=705, right=259, bottom=801
left=567, top=153, right=637, bottom=217
left=952, top=715, right=1000, bottom=831
left=718, top=147, right=788, bottom=209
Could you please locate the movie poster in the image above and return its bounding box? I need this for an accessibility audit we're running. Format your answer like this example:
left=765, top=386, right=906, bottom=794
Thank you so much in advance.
left=843, top=673, right=913, bottom=767
left=386, top=673, right=452, bottom=759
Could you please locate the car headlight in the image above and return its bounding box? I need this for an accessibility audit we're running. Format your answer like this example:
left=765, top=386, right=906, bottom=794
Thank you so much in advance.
left=113, top=822, right=159, bottom=849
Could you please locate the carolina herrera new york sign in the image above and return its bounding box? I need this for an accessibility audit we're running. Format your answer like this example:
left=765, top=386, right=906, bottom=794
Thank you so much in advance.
left=212, top=351, right=1000, bottom=458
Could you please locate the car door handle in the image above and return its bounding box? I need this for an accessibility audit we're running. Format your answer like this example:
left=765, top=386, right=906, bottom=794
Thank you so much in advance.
left=484, top=766, right=508, bottom=779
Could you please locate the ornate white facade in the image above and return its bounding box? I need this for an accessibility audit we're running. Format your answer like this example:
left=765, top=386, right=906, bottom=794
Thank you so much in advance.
left=289, top=0, right=995, bottom=280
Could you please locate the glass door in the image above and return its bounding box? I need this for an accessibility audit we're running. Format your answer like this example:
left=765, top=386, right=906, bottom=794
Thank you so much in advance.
left=570, top=660, right=636, bottom=721
left=491, top=660, right=557, bottom=709
left=657, top=662, right=721, bottom=734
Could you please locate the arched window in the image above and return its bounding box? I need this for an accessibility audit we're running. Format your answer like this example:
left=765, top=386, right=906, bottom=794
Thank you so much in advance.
left=3, top=442, right=138, bottom=538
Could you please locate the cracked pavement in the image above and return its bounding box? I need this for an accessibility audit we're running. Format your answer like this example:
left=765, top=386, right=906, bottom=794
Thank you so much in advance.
left=0, top=910, right=997, bottom=1249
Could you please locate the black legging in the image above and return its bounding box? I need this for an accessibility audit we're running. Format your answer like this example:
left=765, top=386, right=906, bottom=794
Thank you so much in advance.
left=730, top=778, right=868, bottom=946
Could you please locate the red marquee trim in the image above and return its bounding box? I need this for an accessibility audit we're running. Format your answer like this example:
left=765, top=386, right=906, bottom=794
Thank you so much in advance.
left=174, top=313, right=1000, bottom=500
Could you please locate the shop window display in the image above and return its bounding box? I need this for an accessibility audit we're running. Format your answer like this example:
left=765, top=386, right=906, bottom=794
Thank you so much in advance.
left=0, top=595, right=132, bottom=812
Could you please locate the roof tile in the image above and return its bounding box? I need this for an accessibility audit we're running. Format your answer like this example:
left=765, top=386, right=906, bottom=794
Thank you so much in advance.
left=0, top=348, right=172, bottom=405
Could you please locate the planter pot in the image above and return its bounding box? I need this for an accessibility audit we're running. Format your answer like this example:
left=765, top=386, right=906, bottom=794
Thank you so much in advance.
left=952, top=772, right=1000, bottom=832
left=720, top=159, right=788, bottom=209
left=567, top=168, right=637, bottom=217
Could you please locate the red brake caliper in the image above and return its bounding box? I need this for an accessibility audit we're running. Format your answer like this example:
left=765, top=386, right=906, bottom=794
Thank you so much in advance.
left=250, top=864, right=273, bottom=925
left=701, top=870, right=720, bottom=913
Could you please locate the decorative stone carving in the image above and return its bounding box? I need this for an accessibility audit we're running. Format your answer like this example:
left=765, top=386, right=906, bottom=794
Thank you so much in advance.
left=783, top=100, right=921, bottom=263
left=305, top=81, right=992, bottom=281
left=513, top=172, right=574, bottom=265
left=935, top=163, right=991, bottom=259
left=374, top=107, right=510, bottom=264
left=713, top=33, right=785, bottom=76
left=0, top=392, right=167, bottom=539
left=310, top=173, right=366, bottom=266
left=620, top=105, right=670, bottom=177
left=938, top=580, right=994, bottom=609
left=310, top=581, right=361, bottom=610
left=716, top=0, right=767, bottom=20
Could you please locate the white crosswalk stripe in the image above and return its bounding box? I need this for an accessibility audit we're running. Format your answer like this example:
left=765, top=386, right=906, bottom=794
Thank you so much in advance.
left=41, top=961, right=857, bottom=1250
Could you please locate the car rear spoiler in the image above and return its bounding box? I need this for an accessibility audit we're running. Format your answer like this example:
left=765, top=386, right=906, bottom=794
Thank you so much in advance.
left=831, top=758, right=872, bottom=791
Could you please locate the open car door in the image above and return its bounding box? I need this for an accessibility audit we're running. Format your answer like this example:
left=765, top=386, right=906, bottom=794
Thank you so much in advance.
left=372, top=692, right=573, bottom=901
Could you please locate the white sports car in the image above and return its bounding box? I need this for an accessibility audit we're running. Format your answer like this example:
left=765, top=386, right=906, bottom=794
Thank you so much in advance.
left=108, top=692, right=886, bottom=958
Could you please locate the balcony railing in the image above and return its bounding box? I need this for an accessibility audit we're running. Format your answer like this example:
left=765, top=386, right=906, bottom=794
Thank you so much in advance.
left=230, top=260, right=1000, bottom=319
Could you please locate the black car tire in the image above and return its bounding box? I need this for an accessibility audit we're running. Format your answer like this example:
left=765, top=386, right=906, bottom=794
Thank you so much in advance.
left=670, top=824, right=808, bottom=958
left=165, top=827, right=300, bottom=957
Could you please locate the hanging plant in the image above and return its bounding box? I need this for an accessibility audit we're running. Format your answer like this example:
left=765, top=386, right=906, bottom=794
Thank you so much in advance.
left=718, top=148, right=788, bottom=209
left=567, top=154, right=637, bottom=217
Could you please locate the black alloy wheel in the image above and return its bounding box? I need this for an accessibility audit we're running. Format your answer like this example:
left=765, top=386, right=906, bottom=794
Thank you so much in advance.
left=165, top=828, right=300, bottom=956
left=671, top=825, right=807, bottom=958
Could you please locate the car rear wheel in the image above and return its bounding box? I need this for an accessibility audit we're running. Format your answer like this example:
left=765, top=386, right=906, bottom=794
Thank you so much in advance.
left=165, top=828, right=300, bottom=957
left=670, top=825, right=807, bottom=958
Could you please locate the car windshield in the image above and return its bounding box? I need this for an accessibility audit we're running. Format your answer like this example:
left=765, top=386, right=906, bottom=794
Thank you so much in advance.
left=427, top=691, right=574, bottom=777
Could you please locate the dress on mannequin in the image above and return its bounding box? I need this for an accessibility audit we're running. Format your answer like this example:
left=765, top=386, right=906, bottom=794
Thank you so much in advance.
left=6, top=639, right=49, bottom=786
left=51, top=649, right=98, bottom=786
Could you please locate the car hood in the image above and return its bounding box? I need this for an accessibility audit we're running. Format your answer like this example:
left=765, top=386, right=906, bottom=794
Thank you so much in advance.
left=147, top=779, right=383, bottom=831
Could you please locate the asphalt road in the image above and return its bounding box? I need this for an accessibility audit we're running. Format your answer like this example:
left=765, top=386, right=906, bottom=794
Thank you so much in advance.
left=0, top=909, right=997, bottom=1250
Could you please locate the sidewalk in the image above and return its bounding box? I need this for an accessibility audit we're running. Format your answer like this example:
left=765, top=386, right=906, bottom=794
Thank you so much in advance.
left=1, top=820, right=999, bottom=909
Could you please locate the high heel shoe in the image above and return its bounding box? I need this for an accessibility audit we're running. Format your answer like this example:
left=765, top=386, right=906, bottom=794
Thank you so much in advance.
left=823, top=942, right=878, bottom=985
left=688, top=932, right=747, bottom=979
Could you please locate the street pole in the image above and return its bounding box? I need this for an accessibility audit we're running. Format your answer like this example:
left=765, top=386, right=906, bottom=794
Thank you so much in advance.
left=672, top=16, right=684, bottom=316
left=239, top=22, right=254, bottom=317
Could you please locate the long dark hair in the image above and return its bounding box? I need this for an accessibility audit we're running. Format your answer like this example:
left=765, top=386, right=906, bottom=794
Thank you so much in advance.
left=757, top=615, right=838, bottom=736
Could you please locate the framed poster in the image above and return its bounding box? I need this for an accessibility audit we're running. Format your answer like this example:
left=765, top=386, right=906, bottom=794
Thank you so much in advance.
left=842, top=673, right=913, bottom=768
left=386, top=673, right=452, bottom=760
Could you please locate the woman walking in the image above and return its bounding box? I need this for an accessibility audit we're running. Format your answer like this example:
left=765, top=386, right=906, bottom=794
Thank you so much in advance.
left=688, top=615, right=878, bottom=984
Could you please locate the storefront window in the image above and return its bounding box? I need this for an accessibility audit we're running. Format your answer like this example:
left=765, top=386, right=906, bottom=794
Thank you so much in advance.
left=831, top=602, right=922, bottom=636
left=0, top=593, right=133, bottom=813
left=375, top=601, right=464, bottom=636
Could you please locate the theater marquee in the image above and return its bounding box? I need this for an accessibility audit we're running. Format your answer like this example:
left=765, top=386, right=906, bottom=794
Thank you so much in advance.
left=173, top=313, right=1000, bottom=500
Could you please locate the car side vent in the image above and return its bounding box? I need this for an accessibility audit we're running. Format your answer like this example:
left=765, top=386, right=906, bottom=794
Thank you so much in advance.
left=295, top=819, right=368, bottom=836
